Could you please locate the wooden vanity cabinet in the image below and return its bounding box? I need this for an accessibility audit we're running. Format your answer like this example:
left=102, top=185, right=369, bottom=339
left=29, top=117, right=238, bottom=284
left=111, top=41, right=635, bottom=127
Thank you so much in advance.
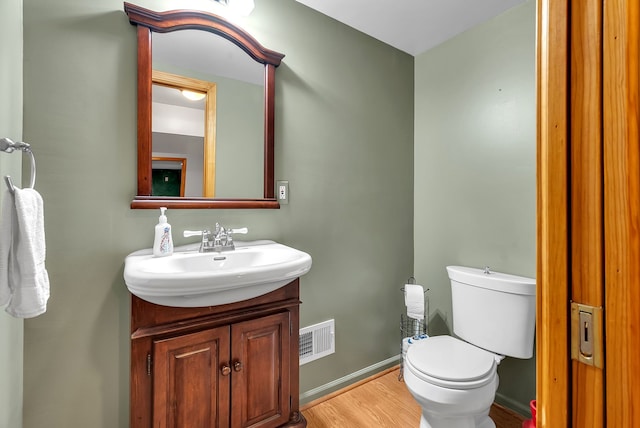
left=130, top=279, right=306, bottom=428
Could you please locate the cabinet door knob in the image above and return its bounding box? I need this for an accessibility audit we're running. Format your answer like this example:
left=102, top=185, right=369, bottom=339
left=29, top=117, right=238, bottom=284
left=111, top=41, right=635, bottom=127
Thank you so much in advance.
left=233, top=361, right=243, bottom=372
left=220, top=364, right=231, bottom=376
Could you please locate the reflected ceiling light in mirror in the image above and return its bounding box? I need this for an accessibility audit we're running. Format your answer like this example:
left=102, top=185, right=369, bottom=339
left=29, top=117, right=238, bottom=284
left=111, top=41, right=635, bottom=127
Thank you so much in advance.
left=213, top=0, right=255, bottom=17
left=181, top=90, right=206, bottom=101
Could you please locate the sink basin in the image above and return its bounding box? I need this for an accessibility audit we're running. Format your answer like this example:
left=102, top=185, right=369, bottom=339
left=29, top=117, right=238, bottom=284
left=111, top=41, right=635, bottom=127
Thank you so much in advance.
left=124, top=240, right=312, bottom=307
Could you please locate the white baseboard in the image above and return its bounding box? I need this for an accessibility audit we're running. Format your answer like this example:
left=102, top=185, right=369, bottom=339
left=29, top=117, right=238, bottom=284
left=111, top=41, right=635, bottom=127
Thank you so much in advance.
left=300, top=354, right=532, bottom=419
left=300, top=355, right=401, bottom=403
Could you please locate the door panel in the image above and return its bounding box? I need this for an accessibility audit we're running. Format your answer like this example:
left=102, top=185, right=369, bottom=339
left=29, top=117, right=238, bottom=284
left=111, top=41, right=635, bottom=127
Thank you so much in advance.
left=603, top=0, right=640, bottom=425
left=570, top=0, right=604, bottom=426
left=536, top=0, right=571, bottom=424
left=231, top=312, right=290, bottom=428
left=153, top=326, right=231, bottom=428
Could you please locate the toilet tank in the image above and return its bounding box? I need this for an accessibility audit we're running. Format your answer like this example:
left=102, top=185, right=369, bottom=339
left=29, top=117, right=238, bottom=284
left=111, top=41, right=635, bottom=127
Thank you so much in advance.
left=447, top=266, right=536, bottom=359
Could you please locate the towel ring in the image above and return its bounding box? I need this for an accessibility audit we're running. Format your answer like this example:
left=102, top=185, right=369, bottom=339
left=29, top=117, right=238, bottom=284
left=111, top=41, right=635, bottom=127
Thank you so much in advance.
left=1, top=138, right=37, bottom=194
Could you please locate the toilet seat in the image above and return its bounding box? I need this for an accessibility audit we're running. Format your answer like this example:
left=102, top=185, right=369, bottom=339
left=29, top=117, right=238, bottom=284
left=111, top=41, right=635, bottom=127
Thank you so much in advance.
left=405, top=335, right=497, bottom=390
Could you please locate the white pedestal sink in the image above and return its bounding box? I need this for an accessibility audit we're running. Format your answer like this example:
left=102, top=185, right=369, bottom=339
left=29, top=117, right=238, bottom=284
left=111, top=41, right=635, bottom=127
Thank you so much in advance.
left=124, top=240, right=312, bottom=307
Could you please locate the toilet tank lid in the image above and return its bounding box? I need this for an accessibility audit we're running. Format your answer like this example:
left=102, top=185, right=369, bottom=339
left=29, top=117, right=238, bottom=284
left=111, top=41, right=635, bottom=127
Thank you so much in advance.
left=446, top=266, right=536, bottom=296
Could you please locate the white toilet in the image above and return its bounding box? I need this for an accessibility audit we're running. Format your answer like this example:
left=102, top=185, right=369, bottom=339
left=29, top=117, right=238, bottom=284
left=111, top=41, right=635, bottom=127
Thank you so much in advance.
left=403, top=266, right=535, bottom=428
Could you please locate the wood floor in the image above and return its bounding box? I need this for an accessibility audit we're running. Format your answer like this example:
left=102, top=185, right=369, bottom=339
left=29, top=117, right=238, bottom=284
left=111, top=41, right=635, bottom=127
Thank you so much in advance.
left=301, top=367, right=526, bottom=428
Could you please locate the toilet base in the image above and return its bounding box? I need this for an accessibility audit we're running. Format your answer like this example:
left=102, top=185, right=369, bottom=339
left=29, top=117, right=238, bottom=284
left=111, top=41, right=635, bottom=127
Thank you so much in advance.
left=403, top=338, right=500, bottom=428
left=419, top=411, right=495, bottom=428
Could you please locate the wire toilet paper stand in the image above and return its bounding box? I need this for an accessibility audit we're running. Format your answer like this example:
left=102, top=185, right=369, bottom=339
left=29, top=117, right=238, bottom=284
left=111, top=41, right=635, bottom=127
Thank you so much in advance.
left=399, top=277, right=429, bottom=381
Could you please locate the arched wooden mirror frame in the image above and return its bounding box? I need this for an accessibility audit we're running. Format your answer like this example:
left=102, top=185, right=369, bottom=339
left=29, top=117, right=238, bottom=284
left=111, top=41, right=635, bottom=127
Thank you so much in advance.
left=124, top=2, right=285, bottom=209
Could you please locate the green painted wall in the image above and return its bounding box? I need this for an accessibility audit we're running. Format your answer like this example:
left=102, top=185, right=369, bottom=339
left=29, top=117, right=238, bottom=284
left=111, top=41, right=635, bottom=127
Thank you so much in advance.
left=20, top=0, right=536, bottom=424
left=21, top=0, right=413, bottom=426
left=414, top=0, right=536, bottom=415
left=0, top=0, right=24, bottom=427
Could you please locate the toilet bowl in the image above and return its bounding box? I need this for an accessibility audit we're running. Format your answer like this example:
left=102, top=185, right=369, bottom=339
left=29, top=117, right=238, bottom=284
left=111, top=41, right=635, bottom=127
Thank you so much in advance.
left=404, top=336, right=501, bottom=428
left=403, top=266, right=536, bottom=428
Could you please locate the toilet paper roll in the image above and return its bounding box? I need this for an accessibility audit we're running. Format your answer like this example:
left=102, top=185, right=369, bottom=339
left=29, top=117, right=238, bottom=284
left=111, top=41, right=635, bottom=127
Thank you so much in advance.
left=404, top=283, right=425, bottom=321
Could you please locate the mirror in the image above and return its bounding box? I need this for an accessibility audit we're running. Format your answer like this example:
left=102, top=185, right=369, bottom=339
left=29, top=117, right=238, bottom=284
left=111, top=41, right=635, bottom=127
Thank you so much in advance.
left=125, top=2, right=285, bottom=209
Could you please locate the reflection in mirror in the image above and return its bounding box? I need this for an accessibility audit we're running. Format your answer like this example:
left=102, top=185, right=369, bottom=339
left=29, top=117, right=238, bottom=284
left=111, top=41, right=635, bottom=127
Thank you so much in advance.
left=152, top=30, right=265, bottom=199
left=152, top=157, right=187, bottom=197
left=125, top=3, right=285, bottom=209
left=152, top=71, right=214, bottom=196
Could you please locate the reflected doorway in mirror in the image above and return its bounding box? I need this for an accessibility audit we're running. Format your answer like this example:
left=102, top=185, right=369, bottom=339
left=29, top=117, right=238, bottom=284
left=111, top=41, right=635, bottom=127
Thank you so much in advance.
left=152, top=157, right=187, bottom=197
left=152, top=71, right=216, bottom=197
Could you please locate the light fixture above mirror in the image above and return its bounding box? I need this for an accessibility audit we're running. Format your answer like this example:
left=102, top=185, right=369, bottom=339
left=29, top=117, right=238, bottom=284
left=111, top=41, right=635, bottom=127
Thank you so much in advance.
left=125, top=2, right=285, bottom=209
left=181, top=90, right=206, bottom=101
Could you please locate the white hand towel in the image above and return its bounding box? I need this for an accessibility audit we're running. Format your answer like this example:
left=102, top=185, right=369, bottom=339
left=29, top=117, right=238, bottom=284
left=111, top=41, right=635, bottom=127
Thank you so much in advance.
left=404, top=283, right=424, bottom=321
left=0, top=190, right=12, bottom=307
left=0, top=188, right=50, bottom=318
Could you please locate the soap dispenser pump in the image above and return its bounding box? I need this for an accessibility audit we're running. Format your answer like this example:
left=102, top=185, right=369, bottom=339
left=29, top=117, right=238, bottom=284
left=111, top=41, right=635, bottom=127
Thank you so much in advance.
left=153, top=207, right=173, bottom=257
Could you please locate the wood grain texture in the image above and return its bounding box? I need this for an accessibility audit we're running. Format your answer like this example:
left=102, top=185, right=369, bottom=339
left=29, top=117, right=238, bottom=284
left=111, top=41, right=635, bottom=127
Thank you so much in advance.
left=302, top=368, right=420, bottom=428
left=130, top=196, right=281, bottom=209
left=603, top=0, right=640, bottom=425
left=536, top=0, right=571, bottom=426
left=153, top=327, right=230, bottom=428
left=264, top=64, right=276, bottom=199
left=123, top=2, right=284, bottom=66
left=231, top=313, right=290, bottom=427
left=129, top=281, right=303, bottom=428
left=136, top=25, right=152, bottom=196
left=302, top=369, right=525, bottom=428
left=570, top=1, right=605, bottom=426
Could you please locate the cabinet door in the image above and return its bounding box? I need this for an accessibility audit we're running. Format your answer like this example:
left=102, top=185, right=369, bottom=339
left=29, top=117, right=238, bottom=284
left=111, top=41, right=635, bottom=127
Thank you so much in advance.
left=153, top=326, right=231, bottom=428
left=231, top=312, right=291, bottom=428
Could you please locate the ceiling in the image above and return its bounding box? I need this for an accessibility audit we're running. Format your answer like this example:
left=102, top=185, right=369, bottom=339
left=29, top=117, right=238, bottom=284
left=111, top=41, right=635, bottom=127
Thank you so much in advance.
left=294, top=0, right=529, bottom=56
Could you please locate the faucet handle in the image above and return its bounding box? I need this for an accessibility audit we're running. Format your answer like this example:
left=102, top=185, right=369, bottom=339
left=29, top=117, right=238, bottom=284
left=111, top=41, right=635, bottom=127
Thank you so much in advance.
left=228, top=227, right=248, bottom=235
left=184, top=229, right=211, bottom=244
left=224, top=227, right=247, bottom=248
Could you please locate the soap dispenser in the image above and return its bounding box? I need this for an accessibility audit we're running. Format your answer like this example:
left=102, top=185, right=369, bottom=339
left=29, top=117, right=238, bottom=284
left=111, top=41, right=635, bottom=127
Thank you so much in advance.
left=153, top=207, right=173, bottom=257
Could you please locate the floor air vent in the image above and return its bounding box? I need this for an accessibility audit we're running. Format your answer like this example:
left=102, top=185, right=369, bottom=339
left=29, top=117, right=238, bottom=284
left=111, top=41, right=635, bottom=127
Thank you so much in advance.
left=299, top=319, right=335, bottom=365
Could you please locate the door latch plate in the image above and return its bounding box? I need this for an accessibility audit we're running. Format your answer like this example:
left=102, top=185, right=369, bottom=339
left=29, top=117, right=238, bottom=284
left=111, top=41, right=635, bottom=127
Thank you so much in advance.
left=570, top=302, right=603, bottom=368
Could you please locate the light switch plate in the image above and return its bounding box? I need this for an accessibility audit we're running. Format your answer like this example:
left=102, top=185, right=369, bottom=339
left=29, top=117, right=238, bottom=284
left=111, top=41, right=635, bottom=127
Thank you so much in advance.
left=277, top=180, right=289, bottom=204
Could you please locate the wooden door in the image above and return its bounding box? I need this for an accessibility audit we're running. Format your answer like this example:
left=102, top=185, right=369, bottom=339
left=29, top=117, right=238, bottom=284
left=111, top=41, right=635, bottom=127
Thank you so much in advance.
left=537, top=0, right=640, bottom=425
left=602, top=0, right=640, bottom=424
left=153, top=326, right=231, bottom=428
left=231, top=312, right=291, bottom=428
left=570, top=0, right=604, bottom=425
left=536, top=0, right=571, bottom=422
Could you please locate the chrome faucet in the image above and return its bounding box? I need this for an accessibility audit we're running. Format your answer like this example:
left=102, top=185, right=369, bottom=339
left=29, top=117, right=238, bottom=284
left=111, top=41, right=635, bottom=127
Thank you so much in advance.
left=184, top=223, right=248, bottom=252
